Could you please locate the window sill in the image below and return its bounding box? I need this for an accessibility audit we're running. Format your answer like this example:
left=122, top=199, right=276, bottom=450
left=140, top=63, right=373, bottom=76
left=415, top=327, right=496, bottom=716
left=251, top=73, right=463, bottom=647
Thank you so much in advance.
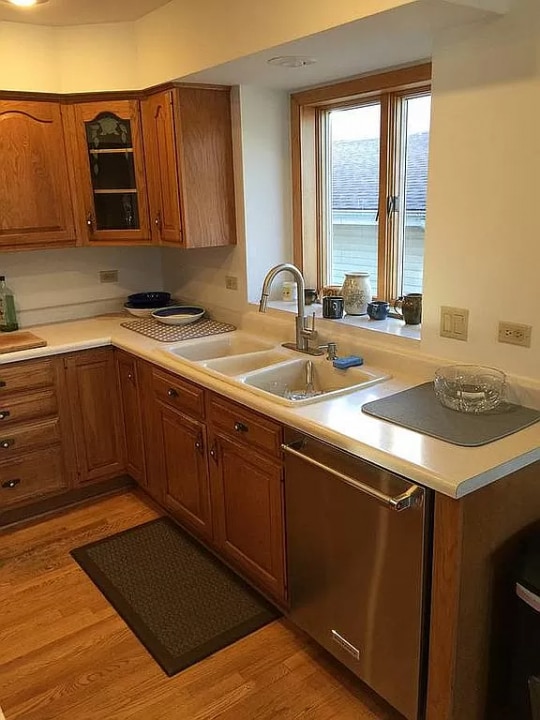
left=264, top=300, right=421, bottom=342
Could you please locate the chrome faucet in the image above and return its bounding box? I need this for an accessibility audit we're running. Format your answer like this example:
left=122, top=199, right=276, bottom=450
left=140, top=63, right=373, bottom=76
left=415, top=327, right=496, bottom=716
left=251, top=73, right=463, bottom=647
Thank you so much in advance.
left=259, top=263, right=323, bottom=355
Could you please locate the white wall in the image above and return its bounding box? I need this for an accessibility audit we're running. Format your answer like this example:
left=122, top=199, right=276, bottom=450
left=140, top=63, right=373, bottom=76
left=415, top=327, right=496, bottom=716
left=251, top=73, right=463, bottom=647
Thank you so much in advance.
left=422, top=0, right=540, bottom=379
left=1, top=247, right=163, bottom=327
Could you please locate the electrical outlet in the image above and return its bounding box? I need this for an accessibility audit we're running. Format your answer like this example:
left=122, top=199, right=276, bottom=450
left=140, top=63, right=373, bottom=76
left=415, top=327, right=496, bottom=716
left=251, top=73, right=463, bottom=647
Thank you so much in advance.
left=99, top=270, right=118, bottom=283
left=225, top=275, right=238, bottom=291
left=440, top=306, right=469, bottom=341
left=498, top=321, right=532, bottom=348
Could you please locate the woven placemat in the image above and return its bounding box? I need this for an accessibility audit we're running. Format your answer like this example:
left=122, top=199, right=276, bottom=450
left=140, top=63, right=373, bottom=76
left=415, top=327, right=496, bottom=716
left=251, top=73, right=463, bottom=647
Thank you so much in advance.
left=121, top=317, right=236, bottom=342
left=362, top=382, right=540, bottom=447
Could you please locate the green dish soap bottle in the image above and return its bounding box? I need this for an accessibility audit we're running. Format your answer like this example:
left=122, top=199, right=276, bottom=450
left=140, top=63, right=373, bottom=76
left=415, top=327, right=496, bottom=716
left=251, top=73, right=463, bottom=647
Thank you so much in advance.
left=0, top=276, right=19, bottom=332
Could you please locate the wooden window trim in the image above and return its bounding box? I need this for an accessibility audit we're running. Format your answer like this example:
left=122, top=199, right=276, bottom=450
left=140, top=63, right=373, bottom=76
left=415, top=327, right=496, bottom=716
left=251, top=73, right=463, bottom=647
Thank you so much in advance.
left=291, top=62, right=432, bottom=296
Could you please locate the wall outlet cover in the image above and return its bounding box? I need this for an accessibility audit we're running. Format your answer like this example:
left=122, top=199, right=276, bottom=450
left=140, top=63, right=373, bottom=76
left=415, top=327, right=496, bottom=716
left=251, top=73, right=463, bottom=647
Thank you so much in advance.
left=99, top=270, right=119, bottom=283
left=225, top=275, right=238, bottom=291
left=498, top=321, right=532, bottom=348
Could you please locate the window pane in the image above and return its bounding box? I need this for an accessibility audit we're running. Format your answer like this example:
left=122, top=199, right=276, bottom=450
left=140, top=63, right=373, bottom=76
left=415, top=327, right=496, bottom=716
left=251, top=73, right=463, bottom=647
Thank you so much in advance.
left=401, top=95, right=430, bottom=296
left=328, top=104, right=380, bottom=295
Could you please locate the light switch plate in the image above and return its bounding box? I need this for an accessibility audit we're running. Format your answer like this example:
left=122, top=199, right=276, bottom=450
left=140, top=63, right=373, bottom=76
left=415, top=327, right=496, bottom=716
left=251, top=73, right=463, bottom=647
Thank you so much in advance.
left=440, top=306, right=469, bottom=341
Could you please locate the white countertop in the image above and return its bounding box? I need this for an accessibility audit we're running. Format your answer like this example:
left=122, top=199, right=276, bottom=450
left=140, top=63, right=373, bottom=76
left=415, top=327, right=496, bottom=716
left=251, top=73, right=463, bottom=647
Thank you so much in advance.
left=4, top=314, right=539, bottom=500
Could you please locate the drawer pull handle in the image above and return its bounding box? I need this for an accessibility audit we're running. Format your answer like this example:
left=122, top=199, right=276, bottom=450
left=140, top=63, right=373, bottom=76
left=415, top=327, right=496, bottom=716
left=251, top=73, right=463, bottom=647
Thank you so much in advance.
left=0, top=410, right=10, bottom=421
left=0, top=439, right=14, bottom=449
left=2, top=478, right=20, bottom=489
left=167, top=388, right=178, bottom=398
left=234, top=421, right=248, bottom=433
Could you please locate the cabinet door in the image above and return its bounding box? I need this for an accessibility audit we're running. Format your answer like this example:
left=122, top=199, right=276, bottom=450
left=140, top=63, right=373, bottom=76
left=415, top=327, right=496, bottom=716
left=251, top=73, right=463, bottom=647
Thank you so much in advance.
left=156, top=402, right=212, bottom=541
left=141, top=91, right=183, bottom=245
left=67, top=100, right=150, bottom=244
left=0, top=101, right=76, bottom=250
left=65, top=348, right=126, bottom=484
left=176, top=87, right=237, bottom=248
left=116, top=351, right=146, bottom=486
left=209, top=433, right=286, bottom=601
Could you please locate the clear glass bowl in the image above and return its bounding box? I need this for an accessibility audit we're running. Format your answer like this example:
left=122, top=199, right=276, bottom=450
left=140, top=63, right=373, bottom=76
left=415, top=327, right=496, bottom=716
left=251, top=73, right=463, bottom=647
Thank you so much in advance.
left=434, top=365, right=506, bottom=413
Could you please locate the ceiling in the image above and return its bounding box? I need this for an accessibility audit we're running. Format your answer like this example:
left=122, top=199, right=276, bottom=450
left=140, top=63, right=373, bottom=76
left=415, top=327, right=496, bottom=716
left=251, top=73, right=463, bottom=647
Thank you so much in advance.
left=0, top=0, right=171, bottom=25
left=181, top=1, right=494, bottom=91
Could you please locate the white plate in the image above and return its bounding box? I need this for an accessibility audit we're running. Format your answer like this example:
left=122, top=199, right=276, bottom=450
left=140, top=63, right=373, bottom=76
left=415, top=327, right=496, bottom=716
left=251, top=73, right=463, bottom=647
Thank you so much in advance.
left=152, top=306, right=205, bottom=326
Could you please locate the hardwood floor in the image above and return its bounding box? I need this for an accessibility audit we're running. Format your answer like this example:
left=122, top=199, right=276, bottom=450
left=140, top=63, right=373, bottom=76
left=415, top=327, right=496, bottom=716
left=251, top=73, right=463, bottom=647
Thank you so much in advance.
left=0, top=492, right=403, bottom=720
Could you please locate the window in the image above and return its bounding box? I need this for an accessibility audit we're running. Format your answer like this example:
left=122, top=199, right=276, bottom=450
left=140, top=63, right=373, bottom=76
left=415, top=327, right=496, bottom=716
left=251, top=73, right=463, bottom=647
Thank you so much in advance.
left=291, top=64, right=431, bottom=302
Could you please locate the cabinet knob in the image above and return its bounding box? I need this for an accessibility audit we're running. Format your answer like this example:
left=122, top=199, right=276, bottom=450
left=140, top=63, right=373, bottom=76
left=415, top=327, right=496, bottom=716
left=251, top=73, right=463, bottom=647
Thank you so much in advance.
left=2, top=478, right=20, bottom=489
left=127, top=372, right=134, bottom=381
left=234, top=421, right=248, bottom=433
left=195, top=434, right=204, bottom=454
left=0, top=381, right=6, bottom=388
left=0, top=439, right=14, bottom=449
left=167, top=388, right=178, bottom=398
left=154, top=213, right=162, bottom=231
left=0, top=410, right=10, bottom=421
left=209, top=444, right=218, bottom=463
left=86, top=212, right=94, bottom=232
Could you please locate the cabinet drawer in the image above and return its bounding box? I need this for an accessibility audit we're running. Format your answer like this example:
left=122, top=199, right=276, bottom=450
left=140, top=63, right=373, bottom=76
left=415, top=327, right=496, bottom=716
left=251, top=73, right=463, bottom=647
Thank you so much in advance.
left=208, top=395, right=282, bottom=457
left=153, top=368, right=205, bottom=418
left=0, top=390, right=57, bottom=426
left=0, top=418, right=61, bottom=459
left=0, top=446, right=67, bottom=507
left=0, top=359, right=54, bottom=396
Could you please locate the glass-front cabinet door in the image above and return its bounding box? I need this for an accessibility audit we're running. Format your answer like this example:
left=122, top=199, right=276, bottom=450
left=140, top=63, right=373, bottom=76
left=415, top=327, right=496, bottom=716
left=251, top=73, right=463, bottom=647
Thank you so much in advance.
left=70, top=100, right=150, bottom=244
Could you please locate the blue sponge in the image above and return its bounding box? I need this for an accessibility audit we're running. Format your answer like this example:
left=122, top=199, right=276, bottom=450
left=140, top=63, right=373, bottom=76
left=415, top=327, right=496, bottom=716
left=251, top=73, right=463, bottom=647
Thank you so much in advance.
left=333, top=355, right=364, bottom=369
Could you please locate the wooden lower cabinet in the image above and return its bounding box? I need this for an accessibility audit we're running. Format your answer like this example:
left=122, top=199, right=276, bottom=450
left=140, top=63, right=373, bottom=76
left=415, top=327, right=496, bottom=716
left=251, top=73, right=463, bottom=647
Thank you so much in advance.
left=209, top=431, right=286, bottom=603
left=116, top=350, right=146, bottom=485
left=65, top=348, right=126, bottom=484
left=155, top=401, right=212, bottom=541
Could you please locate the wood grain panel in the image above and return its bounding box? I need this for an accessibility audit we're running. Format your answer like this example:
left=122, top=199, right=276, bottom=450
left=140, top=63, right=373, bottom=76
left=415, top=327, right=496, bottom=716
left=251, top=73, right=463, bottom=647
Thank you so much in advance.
left=68, top=99, right=151, bottom=245
left=208, top=393, right=282, bottom=458
left=116, top=351, right=146, bottom=485
left=0, top=358, right=54, bottom=396
left=210, top=433, right=286, bottom=602
left=0, top=100, right=76, bottom=250
left=158, top=403, right=212, bottom=540
left=0, top=446, right=67, bottom=508
left=141, top=91, right=182, bottom=244
left=0, top=389, right=57, bottom=427
left=65, top=349, right=126, bottom=484
left=152, top=367, right=205, bottom=419
left=0, top=417, right=61, bottom=459
left=175, top=86, right=237, bottom=248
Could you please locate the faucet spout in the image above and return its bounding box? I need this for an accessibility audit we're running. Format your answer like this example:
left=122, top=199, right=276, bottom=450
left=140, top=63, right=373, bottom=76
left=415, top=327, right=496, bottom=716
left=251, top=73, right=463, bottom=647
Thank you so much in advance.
left=259, top=263, right=322, bottom=354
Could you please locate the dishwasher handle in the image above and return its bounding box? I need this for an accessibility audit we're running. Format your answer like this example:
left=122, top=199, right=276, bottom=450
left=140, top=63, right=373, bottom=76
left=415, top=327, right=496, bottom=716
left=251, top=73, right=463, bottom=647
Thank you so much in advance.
left=282, top=441, right=423, bottom=512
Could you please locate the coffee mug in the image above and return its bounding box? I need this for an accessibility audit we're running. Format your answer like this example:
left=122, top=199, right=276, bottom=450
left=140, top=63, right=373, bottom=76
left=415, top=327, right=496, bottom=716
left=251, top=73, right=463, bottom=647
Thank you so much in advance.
left=322, top=296, right=344, bottom=319
left=367, top=301, right=390, bottom=321
left=304, top=288, right=318, bottom=306
left=394, top=293, right=422, bottom=325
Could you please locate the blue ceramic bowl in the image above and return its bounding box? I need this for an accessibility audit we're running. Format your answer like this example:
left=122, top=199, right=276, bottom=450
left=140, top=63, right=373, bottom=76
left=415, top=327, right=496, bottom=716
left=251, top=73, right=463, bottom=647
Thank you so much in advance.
left=127, top=291, right=171, bottom=308
left=152, top=306, right=205, bottom=326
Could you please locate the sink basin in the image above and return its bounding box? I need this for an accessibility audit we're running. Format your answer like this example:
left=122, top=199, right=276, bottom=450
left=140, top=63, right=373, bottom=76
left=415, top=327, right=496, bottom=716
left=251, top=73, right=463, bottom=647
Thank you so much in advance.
left=167, top=334, right=274, bottom=362
left=201, top=350, right=291, bottom=377
left=241, top=358, right=390, bottom=405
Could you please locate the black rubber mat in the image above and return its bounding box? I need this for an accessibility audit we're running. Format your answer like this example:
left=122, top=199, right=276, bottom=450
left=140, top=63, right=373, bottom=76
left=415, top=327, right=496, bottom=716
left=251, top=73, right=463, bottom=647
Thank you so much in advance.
left=362, top=382, right=540, bottom=446
left=71, top=517, right=279, bottom=676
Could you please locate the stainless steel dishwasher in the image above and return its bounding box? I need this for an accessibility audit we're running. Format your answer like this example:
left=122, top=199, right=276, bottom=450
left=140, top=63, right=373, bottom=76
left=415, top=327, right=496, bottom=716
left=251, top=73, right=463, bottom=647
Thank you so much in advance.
left=283, top=429, right=432, bottom=720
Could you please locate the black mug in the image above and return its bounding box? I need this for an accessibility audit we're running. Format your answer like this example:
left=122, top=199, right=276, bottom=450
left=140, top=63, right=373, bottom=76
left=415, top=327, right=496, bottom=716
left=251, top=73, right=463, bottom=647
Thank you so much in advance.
left=322, top=296, right=344, bottom=319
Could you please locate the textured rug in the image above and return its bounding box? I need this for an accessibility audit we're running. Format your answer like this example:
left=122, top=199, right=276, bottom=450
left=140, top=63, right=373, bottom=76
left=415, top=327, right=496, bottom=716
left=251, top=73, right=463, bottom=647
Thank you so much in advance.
left=71, top=517, right=279, bottom=676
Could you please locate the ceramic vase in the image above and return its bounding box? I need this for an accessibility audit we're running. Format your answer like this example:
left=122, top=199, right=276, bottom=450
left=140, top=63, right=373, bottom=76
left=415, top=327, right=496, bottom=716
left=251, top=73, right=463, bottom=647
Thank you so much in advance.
left=341, top=272, right=372, bottom=315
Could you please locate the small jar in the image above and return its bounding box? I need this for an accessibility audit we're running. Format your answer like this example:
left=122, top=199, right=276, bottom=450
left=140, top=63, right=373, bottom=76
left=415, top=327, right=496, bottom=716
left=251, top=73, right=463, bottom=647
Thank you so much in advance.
left=341, top=272, right=372, bottom=315
left=282, top=281, right=297, bottom=302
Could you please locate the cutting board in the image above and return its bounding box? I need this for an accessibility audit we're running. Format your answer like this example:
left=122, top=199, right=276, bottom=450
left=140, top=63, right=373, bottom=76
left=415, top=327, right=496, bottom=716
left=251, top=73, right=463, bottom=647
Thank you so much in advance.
left=0, top=331, right=47, bottom=354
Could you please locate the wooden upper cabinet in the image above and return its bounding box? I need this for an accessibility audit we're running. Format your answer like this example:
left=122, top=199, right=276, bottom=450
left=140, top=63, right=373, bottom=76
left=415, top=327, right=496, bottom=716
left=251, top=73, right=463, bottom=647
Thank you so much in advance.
left=141, top=91, right=182, bottom=244
left=142, top=87, right=237, bottom=248
left=65, top=99, right=151, bottom=245
left=0, top=100, right=76, bottom=250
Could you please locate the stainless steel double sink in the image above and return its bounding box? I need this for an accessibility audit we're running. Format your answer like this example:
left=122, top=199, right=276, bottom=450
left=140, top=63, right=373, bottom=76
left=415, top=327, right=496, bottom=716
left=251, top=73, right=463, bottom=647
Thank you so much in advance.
left=162, top=333, right=391, bottom=406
